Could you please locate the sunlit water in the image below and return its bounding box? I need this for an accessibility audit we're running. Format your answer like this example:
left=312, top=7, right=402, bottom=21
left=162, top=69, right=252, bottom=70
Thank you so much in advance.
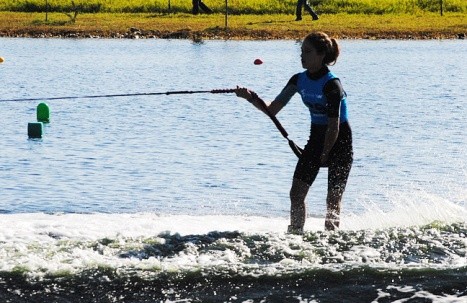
left=0, top=38, right=466, bottom=302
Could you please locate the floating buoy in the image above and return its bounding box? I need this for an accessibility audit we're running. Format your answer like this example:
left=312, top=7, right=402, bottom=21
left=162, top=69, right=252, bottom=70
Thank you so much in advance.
left=28, top=122, right=43, bottom=138
left=254, top=58, right=263, bottom=65
left=0, top=57, right=4, bottom=63
left=37, top=103, right=50, bottom=123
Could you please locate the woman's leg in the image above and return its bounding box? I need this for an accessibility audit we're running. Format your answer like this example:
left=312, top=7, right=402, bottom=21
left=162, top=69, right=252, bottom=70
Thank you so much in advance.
left=326, top=123, right=353, bottom=231
left=289, top=178, right=310, bottom=233
left=325, top=188, right=343, bottom=230
left=289, top=124, right=323, bottom=233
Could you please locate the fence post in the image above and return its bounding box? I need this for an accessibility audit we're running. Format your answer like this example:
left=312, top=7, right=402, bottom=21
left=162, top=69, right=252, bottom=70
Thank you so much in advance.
left=225, top=0, right=228, bottom=28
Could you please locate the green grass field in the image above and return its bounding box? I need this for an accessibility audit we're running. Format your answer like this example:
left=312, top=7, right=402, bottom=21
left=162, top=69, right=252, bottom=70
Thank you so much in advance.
left=1, top=0, right=465, bottom=14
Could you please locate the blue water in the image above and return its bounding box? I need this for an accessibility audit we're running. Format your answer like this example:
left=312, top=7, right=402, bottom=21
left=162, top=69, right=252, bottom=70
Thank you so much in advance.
left=0, top=38, right=466, bottom=302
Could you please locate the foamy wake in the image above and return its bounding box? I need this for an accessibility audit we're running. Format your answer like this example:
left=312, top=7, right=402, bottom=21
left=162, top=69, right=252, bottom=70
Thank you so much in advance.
left=0, top=192, right=465, bottom=278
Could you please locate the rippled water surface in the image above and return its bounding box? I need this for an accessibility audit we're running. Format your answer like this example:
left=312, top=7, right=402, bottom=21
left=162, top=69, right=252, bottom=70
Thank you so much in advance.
left=1, top=38, right=465, bottom=217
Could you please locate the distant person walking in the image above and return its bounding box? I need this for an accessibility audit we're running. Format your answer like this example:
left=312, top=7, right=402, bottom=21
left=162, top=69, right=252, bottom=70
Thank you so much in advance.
left=296, top=0, right=319, bottom=21
left=192, top=0, right=213, bottom=14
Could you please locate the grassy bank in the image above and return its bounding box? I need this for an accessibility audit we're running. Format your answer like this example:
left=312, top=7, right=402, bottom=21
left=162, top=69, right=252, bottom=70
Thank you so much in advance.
left=0, top=12, right=465, bottom=40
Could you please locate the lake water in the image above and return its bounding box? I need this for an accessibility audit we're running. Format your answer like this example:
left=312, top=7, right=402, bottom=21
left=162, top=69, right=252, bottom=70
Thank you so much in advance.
left=0, top=38, right=466, bottom=302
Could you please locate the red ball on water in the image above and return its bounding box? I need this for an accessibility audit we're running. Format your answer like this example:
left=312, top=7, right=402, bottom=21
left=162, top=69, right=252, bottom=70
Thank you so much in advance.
left=254, top=59, right=263, bottom=65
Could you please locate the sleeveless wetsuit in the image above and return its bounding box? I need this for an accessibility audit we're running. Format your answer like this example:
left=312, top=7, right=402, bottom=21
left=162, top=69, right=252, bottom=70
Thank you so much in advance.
left=274, top=66, right=353, bottom=193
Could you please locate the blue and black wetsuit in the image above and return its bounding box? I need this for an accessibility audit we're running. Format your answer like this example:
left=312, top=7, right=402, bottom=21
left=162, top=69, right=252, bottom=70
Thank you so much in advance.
left=275, top=66, right=353, bottom=193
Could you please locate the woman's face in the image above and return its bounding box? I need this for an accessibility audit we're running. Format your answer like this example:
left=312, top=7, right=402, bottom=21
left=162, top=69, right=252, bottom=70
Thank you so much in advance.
left=301, top=40, right=325, bottom=72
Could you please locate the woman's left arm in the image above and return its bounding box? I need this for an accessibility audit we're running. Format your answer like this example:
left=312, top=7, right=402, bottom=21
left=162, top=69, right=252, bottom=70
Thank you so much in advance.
left=320, top=78, right=344, bottom=164
left=321, top=117, right=339, bottom=164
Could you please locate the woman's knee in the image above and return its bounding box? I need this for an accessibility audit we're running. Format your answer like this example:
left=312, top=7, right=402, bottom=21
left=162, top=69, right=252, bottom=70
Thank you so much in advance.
left=290, top=178, right=309, bottom=201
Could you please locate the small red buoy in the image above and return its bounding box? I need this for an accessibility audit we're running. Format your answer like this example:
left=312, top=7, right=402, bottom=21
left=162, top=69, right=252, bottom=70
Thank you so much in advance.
left=254, top=58, right=263, bottom=65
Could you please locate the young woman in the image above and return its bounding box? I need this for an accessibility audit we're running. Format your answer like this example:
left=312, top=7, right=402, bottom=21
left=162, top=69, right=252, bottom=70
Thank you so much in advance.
left=235, top=32, right=353, bottom=233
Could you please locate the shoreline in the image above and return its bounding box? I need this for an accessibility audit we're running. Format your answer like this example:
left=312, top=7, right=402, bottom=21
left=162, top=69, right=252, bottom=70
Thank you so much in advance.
left=2, top=28, right=464, bottom=40
left=0, top=12, right=465, bottom=40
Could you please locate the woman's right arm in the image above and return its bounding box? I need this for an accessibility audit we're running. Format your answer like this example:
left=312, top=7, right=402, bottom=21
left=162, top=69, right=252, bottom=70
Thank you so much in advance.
left=235, top=75, right=297, bottom=116
left=269, top=81, right=298, bottom=116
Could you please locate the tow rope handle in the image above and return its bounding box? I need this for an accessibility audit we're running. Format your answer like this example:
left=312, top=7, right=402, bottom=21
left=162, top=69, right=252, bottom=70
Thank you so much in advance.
left=250, top=92, right=303, bottom=158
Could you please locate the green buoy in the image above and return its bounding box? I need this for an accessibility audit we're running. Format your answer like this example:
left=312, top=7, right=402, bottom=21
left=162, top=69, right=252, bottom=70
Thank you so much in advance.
left=28, top=122, right=43, bottom=138
left=37, top=102, right=50, bottom=123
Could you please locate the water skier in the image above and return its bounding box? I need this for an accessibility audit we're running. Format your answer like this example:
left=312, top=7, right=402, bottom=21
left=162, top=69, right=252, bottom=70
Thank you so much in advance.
left=235, top=32, right=353, bottom=234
